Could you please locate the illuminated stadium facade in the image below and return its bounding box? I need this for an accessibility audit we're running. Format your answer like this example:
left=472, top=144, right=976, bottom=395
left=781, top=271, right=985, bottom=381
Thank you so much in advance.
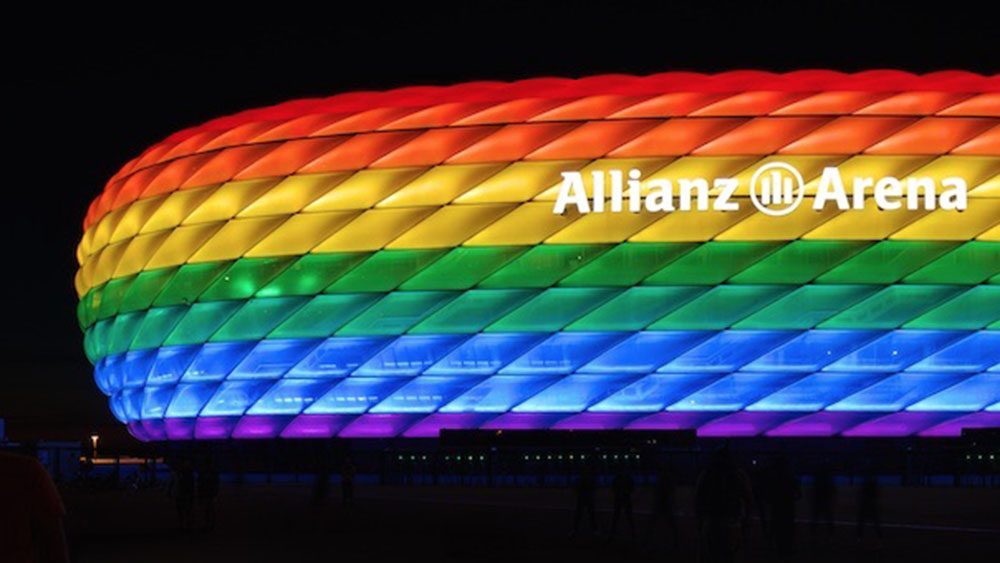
left=75, top=71, right=1000, bottom=441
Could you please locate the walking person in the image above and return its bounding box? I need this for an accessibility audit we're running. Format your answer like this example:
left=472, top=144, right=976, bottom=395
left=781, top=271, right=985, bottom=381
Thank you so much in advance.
left=570, top=460, right=599, bottom=538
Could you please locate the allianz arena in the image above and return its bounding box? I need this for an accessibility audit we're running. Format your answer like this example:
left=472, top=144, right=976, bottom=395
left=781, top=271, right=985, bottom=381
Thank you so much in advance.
left=75, top=70, right=1000, bottom=441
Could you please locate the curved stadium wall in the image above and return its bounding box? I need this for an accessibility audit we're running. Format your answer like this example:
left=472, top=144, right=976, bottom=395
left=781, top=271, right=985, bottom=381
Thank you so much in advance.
left=75, top=71, right=1000, bottom=441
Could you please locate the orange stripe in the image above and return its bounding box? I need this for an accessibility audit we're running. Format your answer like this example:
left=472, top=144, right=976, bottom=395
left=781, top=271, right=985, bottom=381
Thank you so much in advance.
left=779, top=117, right=915, bottom=154
left=447, top=122, right=581, bottom=163
left=865, top=118, right=997, bottom=154
left=369, top=126, right=500, bottom=168
left=607, top=118, right=746, bottom=157
left=524, top=120, right=657, bottom=159
left=692, top=117, right=827, bottom=155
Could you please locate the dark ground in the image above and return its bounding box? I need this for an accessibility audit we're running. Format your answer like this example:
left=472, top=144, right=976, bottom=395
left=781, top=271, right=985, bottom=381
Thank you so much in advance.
left=65, top=482, right=999, bottom=562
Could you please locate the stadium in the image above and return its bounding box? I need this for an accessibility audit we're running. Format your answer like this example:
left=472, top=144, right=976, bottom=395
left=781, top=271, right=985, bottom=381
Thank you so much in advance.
left=74, top=71, right=1000, bottom=442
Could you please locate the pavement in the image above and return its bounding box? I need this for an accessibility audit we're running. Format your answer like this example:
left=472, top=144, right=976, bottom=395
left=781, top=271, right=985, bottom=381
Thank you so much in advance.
left=64, top=482, right=1000, bottom=562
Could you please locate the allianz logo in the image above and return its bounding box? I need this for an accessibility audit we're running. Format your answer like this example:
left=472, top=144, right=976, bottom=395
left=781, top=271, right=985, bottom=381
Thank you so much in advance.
left=552, top=162, right=968, bottom=216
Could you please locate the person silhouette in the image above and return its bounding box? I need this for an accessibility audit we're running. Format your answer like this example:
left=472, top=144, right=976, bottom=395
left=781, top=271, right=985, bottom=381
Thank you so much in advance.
left=608, top=463, right=636, bottom=543
left=569, top=459, right=599, bottom=538
left=695, top=448, right=752, bottom=563
left=0, top=451, right=70, bottom=562
left=645, top=466, right=679, bottom=551
left=810, top=463, right=836, bottom=536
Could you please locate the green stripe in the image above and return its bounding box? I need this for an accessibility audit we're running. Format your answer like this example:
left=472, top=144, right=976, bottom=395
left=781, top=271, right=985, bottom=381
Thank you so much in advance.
left=559, top=243, right=697, bottom=287
left=643, top=241, right=782, bottom=285
left=77, top=241, right=1000, bottom=330
left=399, top=246, right=527, bottom=290
left=326, top=249, right=447, bottom=292
left=478, top=244, right=609, bottom=288
left=484, top=287, right=620, bottom=332
left=819, top=285, right=967, bottom=329
left=728, top=241, right=871, bottom=284
left=904, top=286, right=1000, bottom=330
left=814, top=241, right=960, bottom=284
left=268, top=294, right=381, bottom=338
left=566, top=286, right=705, bottom=331
left=903, top=242, right=1000, bottom=285
left=648, top=285, right=793, bottom=330
left=409, top=289, right=538, bottom=334
left=733, top=285, right=881, bottom=329
left=337, top=291, right=457, bottom=335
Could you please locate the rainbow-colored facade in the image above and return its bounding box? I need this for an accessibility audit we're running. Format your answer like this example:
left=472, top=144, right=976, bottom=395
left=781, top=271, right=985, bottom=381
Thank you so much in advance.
left=76, top=71, right=1000, bottom=440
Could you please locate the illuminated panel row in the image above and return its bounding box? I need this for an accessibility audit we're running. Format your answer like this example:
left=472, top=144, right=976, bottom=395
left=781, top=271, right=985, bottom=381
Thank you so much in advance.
left=78, top=241, right=1000, bottom=330
left=106, top=329, right=1000, bottom=438
left=81, top=285, right=1000, bottom=364
left=108, top=370, right=1000, bottom=419
left=76, top=156, right=1000, bottom=293
left=84, top=78, right=1000, bottom=231
left=78, top=152, right=1000, bottom=265
left=94, top=330, right=1000, bottom=391
left=118, top=410, right=1000, bottom=441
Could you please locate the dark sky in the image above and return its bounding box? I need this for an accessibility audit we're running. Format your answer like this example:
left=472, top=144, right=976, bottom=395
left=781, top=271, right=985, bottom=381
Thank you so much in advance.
left=5, top=2, right=998, bottom=443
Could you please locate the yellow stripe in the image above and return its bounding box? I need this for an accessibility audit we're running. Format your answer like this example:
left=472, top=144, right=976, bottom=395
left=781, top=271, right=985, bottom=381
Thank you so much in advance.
left=313, top=207, right=437, bottom=252
left=890, top=200, right=1000, bottom=240
left=244, top=211, right=360, bottom=257
left=75, top=154, right=1000, bottom=296
left=385, top=204, right=516, bottom=249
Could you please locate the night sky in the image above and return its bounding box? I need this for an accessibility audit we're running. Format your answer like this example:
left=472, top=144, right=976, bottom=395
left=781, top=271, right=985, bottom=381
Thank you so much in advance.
left=5, top=2, right=998, bottom=446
